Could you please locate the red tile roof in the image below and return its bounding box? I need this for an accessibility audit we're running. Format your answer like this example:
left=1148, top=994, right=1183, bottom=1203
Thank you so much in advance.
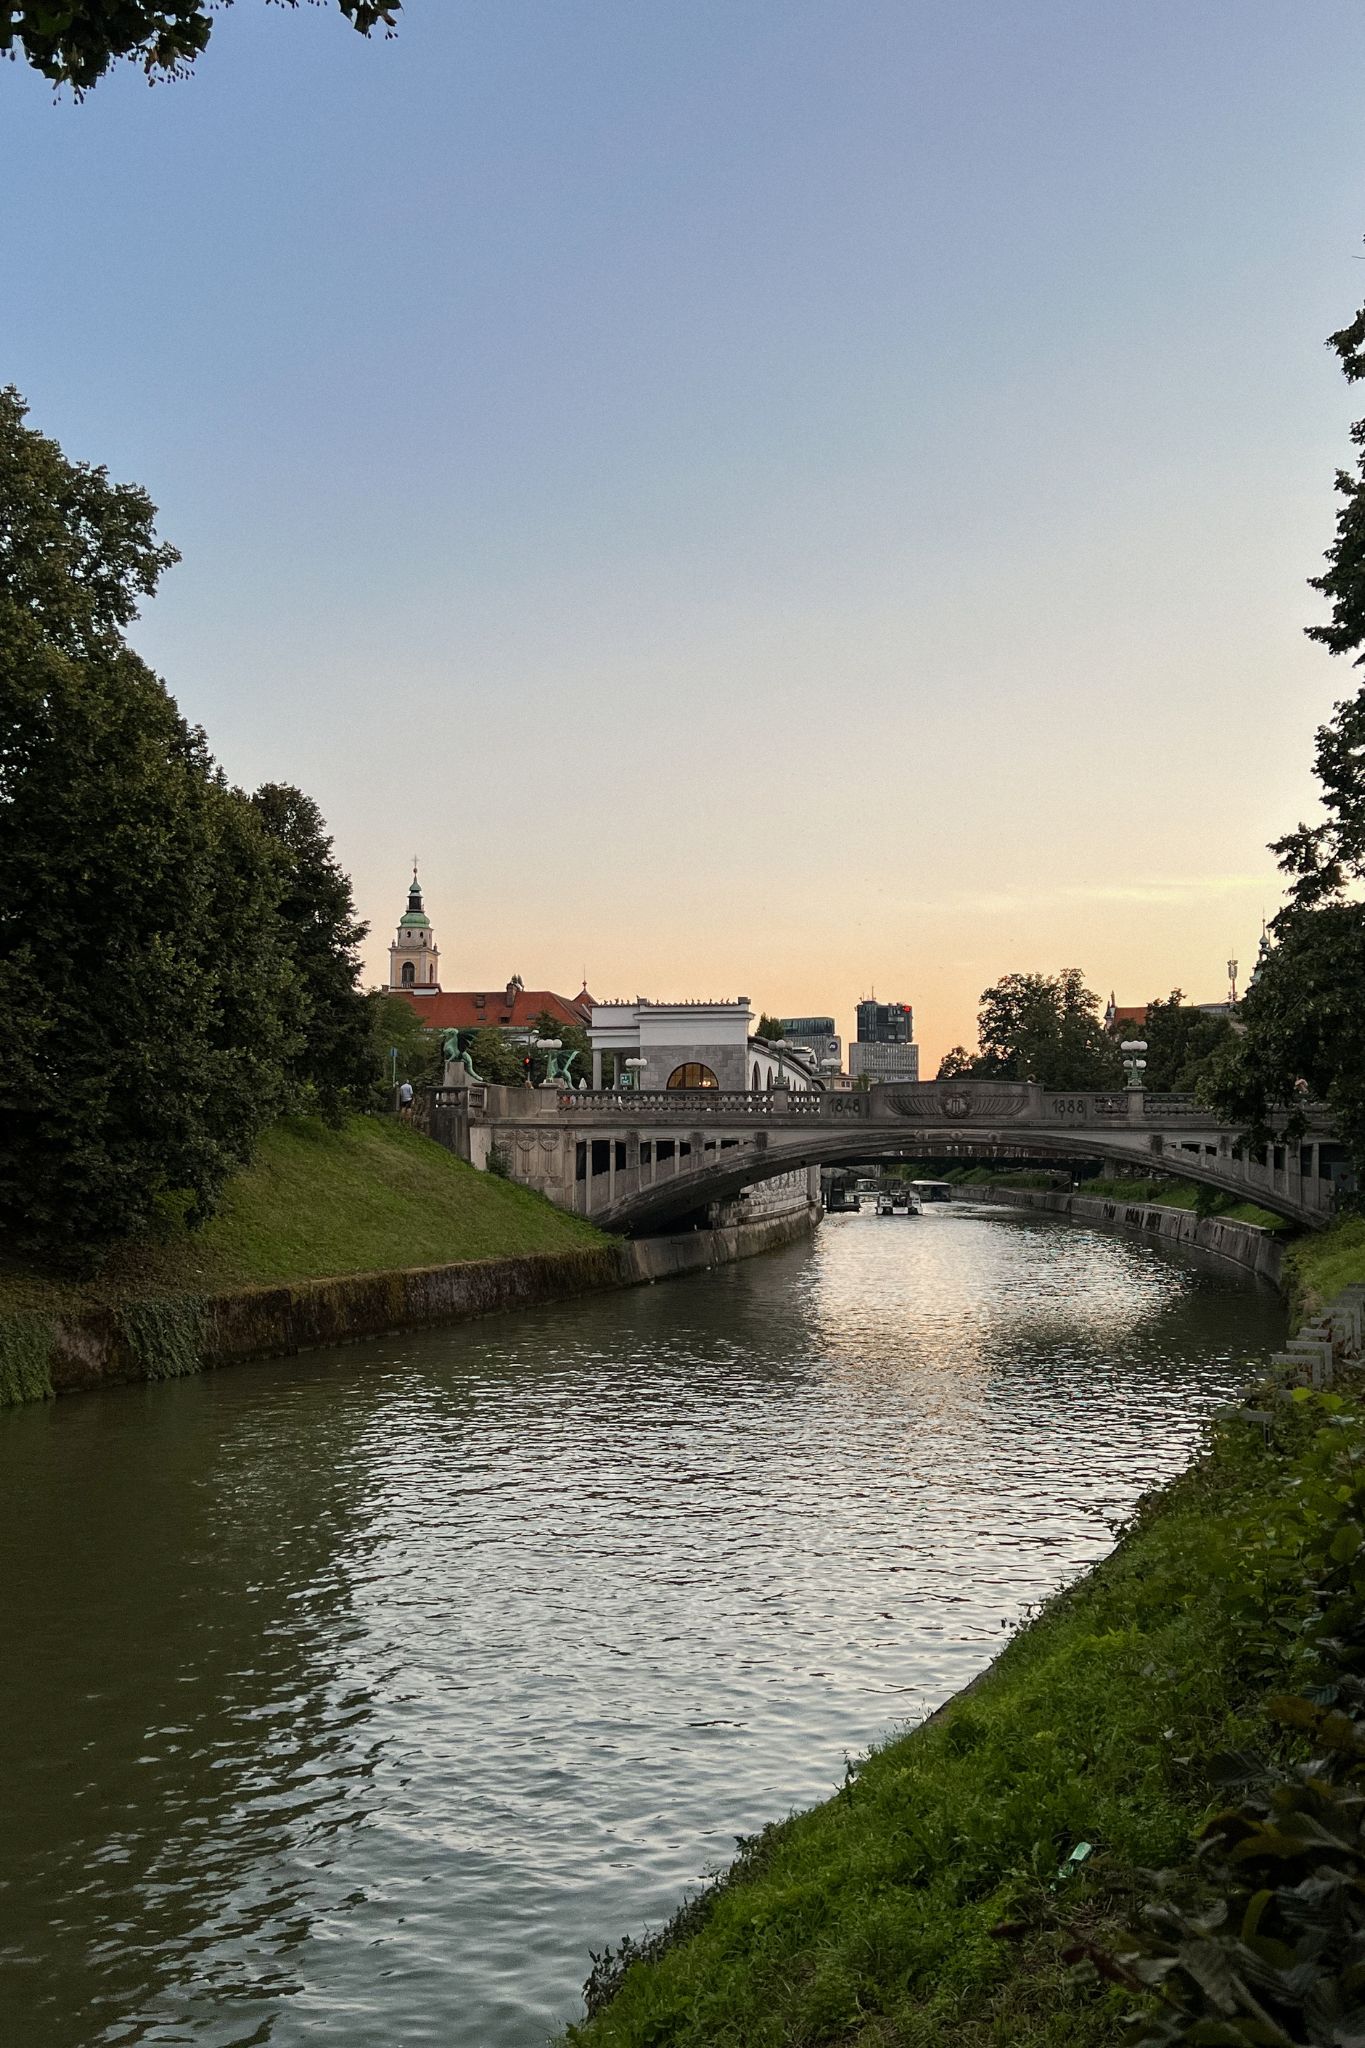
left=393, top=987, right=591, bottom=1032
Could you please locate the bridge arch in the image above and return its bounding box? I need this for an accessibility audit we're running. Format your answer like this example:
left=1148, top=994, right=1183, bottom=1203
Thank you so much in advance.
left=590, top=1126, right=1316, bottom=1235
left=446, top=1079, right=1339, bottom=1234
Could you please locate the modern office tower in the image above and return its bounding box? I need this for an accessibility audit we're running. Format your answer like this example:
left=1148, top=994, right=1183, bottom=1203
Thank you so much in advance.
left=855, top=999, right=913, bottom=1046
left=849, top=998, right=919, bottom=1083
left=779, top=1016, right=842, bottom=1066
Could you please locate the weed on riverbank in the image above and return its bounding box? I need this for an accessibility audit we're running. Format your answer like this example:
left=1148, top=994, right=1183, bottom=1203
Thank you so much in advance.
left=562, top=1390, right=1353, bottom=2048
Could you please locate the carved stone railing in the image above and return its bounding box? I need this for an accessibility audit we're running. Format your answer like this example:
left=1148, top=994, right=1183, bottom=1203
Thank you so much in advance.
left=546, top=1089, right=868, bottom=1121
left=432, top=1084, right=488, bottom=1113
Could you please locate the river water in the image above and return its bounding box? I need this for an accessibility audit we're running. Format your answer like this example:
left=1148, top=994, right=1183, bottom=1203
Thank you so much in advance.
left=0, top=1206, right=1284, bottom=2047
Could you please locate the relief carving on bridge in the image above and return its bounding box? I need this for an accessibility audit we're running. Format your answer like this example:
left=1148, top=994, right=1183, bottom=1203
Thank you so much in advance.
left=1050, top=1094, right=1128, bottom=1121
left=887, top=1085, right=1029, bottom=1121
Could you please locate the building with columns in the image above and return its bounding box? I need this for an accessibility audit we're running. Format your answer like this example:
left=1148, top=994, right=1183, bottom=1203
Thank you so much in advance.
left=588, top=999, right=824, bottom=1093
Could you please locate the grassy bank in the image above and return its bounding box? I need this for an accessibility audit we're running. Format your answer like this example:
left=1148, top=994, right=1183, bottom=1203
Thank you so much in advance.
left=1060, top=1175, right=1290, bottom=1231
left=562, top=1393, right=1343, bottom=2048
left=0, top=1115, right=604, bottom=1318
left=1284, top=1209, right=1365, bottom=1314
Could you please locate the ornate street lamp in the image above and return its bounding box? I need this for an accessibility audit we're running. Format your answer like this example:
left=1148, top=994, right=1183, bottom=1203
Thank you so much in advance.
left=622, top=1056, right=648, bottom=1093
left=1121, top=1039, right=1148, bottom=1090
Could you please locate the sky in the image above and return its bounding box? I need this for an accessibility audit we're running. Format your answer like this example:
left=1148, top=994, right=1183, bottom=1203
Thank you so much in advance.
left=5, top=2, right=1365, bottom=1071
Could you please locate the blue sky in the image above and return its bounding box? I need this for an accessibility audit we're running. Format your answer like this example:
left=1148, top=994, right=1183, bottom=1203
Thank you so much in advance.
left=6, top=2, right=1365, bottom=1060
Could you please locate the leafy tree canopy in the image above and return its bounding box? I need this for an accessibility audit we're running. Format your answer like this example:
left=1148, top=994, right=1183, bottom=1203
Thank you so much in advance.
left=0, top=385, right=177, bottom=653
left=1269, top=304, right=1365, bottom=914
left=936, top=1045, right=975, bottom=1079
left=1, top=1, right=399, bottom=91
left=972, top=968, right=1121, bottom=1091
left=462, top=1027, right=531, bottom=1090
left=367, top=990, right=441, bottom=1097
left=0, top=391, right=379, bottom=1261
left=1205, top=295, right=1365, bottom=1181
left=755, top=1013, right=785, bottom=1041
left=1207, top=907, right=1365, bottom=1167
left=249, top=782, right=371, bottom=1121
left=0, top=609, right=292, bottom=1259
left=1139, top=991, right=1237, bottom=1095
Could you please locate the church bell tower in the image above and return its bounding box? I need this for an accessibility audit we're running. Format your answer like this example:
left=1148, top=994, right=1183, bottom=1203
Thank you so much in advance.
left=389, top=864, right=441, bottom=994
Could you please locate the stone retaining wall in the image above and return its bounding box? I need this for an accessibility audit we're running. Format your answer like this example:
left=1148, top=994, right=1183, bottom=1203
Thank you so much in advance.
left=22, top=1206, right=822, bottom=1402
left=968, top=1186, right=1286, bottom=1284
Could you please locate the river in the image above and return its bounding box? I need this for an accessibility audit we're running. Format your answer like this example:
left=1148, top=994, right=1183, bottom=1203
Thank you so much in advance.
left=0, top=1205, right=1285, bottom=2047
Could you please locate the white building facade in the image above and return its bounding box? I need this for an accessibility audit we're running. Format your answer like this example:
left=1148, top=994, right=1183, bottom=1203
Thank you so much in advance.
left=588, top=999, right=823, bottom=1093
left=848, top=1041, right=920, bottom=1084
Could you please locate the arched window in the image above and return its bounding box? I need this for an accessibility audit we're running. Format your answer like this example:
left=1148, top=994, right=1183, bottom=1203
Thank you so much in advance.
left=401, top=960, right=415, bottom=986
left=752, top=1062, right=761, bottom=1091
left=666, top=1063, right=719, bottom=1090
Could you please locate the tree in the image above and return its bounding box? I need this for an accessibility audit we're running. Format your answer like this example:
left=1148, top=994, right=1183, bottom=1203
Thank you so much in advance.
left=1205, top=295, right=1365, bottom=1180
left=1205, top=907, right=1365, bottom=1166
left=1139, top=990, right=1237, bottom=1095
left=0, top=389, right=299, bottom=1261
left=366, top=990, right=441, bottom=1098
left=973, top=969, right=1121, bottom=1090
left=249, top=782, right=371, bottom=1120
left=755, top=1013, right=786, bottom=1041
left=0, top=611, right=291, bottom=1259
left=1, top=2, right=399, bottom=91
left=0, top=386, right=178, bottom=652
left=462, top=1027, right=529, bottom=1088
left=936, top=1045, right=975, bottom=1079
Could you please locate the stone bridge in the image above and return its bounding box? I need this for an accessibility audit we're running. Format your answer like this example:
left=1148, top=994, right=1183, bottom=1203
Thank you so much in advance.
left=426, top=1079, right=1343, bottom=1233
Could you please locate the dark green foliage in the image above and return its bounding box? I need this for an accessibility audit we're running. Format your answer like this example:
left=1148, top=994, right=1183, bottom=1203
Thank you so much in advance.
left=1206, top=905, right=1365, bottom=1172
left=1142, top=992, right=1238, bottom=1095
left=0, top=592, right=291, bottom=1262
left=1115, top=1392, right=1365, bottom=2045
left=755, top=1014, right=786, bottom=1042
left=118, top=1295, right=211, bottom=1380
left=1121, top=1740, right=1365, bottom=2046
left=0, top=1312, right=54, bottom=1404
left=937, top=1043, right=976, bottom=1078
left=972, top=969, right=1122, bottom=1089
left=249, top=783, right=371, bottom=1121
left=368, top=990, right=442, bottom=1096
left=0, top=1, right=399, bottom=91
left=0, top=388, right=373, bottom=1264
left=1208, top=299, right=1365, bottom=1186
left=0, top=386, right=178, bottom=651
left=464, top=1026, right=532, bottom=1088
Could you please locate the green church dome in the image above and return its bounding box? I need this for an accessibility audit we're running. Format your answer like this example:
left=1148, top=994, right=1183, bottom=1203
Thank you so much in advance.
left=399, top=871, right=430, bottom=929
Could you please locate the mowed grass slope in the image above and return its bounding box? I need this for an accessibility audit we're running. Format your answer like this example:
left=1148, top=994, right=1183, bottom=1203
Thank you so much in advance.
left=1285, top=1210, right=1365, bottom=1312
left=0, top=1116, right=605, bottom=1315
left=561, top=1421, right=1303, bottom=2048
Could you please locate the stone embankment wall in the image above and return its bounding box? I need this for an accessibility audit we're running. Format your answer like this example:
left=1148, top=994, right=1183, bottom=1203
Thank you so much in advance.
left=969, top=1186, right=1285, bottom=1284
left=16, top=1205, right=822, bottom=1404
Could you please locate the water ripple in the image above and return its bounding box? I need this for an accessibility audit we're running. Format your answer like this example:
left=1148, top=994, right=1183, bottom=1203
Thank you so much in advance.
left=0, top=1208, right=1283, bottom=2046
